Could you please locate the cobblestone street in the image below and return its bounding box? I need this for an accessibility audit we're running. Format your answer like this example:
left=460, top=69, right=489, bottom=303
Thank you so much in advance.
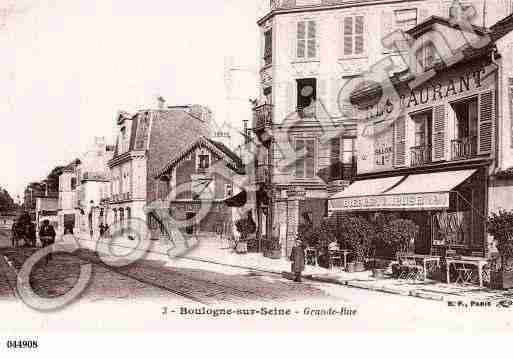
left=0, top=241, right=332, bottom=304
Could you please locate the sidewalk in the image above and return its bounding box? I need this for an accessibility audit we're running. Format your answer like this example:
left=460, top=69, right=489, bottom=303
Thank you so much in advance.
left=75, top=233, right=513, bottom=303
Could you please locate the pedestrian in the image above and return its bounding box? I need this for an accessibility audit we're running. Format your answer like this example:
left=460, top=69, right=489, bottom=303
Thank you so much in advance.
left=99, top=223, right=105, bottom=238
left=104, top=223, right=110, bottom=238
left=11, top=222, right=18, bottom=248
left=290, top=240, right=306, bottom=283
left=39, top=219, right=56, bottom=264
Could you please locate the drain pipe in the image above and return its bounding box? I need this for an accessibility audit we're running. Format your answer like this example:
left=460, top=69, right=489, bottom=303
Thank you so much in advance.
left=491, top=49, right=501, bottom=173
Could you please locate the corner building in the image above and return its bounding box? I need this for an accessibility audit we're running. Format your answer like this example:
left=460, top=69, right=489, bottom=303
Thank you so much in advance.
left=254, top=0, right=513, bottom=256
left=330, top=12, right=513, bottom=258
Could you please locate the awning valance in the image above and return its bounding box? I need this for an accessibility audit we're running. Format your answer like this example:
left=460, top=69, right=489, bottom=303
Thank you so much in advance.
left=329, top=169, right=477, bottom=212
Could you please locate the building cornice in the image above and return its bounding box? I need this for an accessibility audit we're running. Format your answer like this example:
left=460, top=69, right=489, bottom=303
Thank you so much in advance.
left=107, top=151, right=146, bottom=168
left=258, top=0, right=424, bottom=26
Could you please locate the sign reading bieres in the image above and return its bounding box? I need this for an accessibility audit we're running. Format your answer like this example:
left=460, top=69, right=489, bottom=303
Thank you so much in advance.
left=339, top=192, right=450, bottom=211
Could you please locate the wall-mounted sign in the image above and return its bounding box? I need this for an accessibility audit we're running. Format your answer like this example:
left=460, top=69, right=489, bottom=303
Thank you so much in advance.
left=374, top=126, right=394, bottom=169
left=336, top=192, right=450, bottom=211
left=359, top=67, right=487, bottom=121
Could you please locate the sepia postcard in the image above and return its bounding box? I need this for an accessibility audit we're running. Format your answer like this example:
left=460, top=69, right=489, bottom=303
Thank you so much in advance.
left=3, top=0, right=513, bottom=352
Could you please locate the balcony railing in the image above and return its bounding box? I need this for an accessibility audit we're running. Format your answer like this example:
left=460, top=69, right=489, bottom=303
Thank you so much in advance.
left=255, top=165, right=271, bottom=184
left=451, top=137, right=477, bottom=160
left=410, top=145, right=432, bottom=167
left=252, top=104, right=273, bottom=132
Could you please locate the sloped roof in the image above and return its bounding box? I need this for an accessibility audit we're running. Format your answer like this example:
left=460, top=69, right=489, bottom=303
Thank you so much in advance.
left=155, top=136, right=244, bottom=178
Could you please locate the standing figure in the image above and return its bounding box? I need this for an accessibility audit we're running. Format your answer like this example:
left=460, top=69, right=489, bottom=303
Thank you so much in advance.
left=26, top=223, right=36, bottom=247
left=290, top=240, right=306, bottom=283
left=99, top=223, right=105, bottom=238
left=11, top=222, right=18, bottom=248
left=39, top=220, right=56, bottom=264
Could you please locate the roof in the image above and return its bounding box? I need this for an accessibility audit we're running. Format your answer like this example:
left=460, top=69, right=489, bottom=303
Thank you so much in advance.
left=406, top=15, right=488, bottom=38
left=63, top=158, right=81, bottom=172
left=155, top=136, right=244, bottom=178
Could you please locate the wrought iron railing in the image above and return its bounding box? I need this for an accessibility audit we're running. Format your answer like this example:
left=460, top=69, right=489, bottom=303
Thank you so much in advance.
left=410, top=145, right=432, bottom=167
left=255, top=164, right=271, bottom=184
left=451, top=137, right=477, bottom=160
left=252, top=104, right=273, bottom=132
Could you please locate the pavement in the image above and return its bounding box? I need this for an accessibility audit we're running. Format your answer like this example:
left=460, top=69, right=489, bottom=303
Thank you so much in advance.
left=72, top=232, right=513, bottom=304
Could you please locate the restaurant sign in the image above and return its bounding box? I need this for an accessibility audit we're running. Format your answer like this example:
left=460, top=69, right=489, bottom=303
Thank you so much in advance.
left=337, top=192, right=450, bottom=211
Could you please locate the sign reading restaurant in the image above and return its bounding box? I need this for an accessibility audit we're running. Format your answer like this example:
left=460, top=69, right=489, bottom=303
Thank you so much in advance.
left=362, top=66, right=487, bottom=121
left=339, top=192, right=450, bottom=211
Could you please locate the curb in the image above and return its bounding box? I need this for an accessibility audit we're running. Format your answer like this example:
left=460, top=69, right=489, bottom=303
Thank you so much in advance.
left=299, top=272, right=446, bottom=302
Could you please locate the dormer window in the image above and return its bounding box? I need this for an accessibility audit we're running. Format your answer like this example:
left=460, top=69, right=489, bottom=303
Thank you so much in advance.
left=198, top=154, right=210, bottom=172
left=416, top=41, right=441, bottom=72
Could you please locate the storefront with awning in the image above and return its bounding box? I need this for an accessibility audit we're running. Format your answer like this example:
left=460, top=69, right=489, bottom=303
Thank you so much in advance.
left=329, top=167, right=488, bottom=256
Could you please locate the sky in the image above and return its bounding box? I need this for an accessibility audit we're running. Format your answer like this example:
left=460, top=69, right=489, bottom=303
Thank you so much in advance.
left=0, top=0, right=267, bottom=201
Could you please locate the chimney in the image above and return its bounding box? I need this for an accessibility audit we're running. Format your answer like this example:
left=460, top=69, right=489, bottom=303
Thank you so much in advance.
left=157, top=96, right=166, bottom=110
left=449, top=0, right=463, bottom=22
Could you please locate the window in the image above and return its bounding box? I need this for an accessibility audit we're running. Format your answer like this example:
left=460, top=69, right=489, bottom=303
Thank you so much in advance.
left=297, top=78, right=316, bottom=113
left=297, top=20, right=317, bottom=59
left=451, top=98, right=478, bottom=159
left=416, top=42, right=441, bottom=72
left=198, top=154, right=210, bottom=171
left=264, top=29, right=272, bottom=65
left=411, top=111, right=433, bottom=166
left=330, top=137, right=356, bottom=180
left=120, top=127, right=128, bottom=153
left=263, top=87, right=272, bottom=104
left=394, top=9, right=417, bottom=32
left=71, top=178, right=77, bottom=191
left=343, top=16, right=364, bottom=56
left=295, top=138, right=316, bottom=179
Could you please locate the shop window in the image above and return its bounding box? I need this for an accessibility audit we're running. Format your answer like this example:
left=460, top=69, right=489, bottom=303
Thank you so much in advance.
left=410, top=111, right=433, bottom=166
left=451, top=98, right=478, bottom=160
left=297, top=78, right=316, bottom=115
left=297, top=20, right=317, bottom=60
left=295, top=138, right=315, bottom=179
left=264, top=29, right=272, bottom=66
left=342, top=15, right=365, bottom=56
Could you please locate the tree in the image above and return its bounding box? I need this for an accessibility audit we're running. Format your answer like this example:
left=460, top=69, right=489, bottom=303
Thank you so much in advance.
left=0, top=187, right=16, bottom=212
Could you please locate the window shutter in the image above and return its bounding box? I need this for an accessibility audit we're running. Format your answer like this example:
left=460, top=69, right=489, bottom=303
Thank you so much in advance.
left=355, top=16, right=364, bottom=55
left=295, top=139, right=305, bottom=178
left=316, top=78, right=328, bottom=119
left=305, top=139, right=315, bottom=178
left=478, top=91, right=494, bottom=155
left=297, top=21, right=306, bottom=58
left=432, top=105, right=446, bottom=161
left=307, top=20, right=317, bottom=58
left=343, top=17, right=353, bottom=55
left=381, top=10, right=394, bottom=48
left=394, top=117, right=406, bottom=167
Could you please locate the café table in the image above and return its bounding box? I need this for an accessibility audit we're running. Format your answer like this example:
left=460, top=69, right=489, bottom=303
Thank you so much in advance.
left=400, top=254, right=441, bottom=281
left=328, top=249, right=351, bottom=270
left=445, top=256, right=489, bottom=287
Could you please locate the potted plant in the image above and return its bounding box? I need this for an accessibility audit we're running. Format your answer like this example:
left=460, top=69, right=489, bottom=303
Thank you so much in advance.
left=384, top=219, right=419, bottom=279
left=336, top=216, right=373, bottom=272
left=234, top=211, right=256, bottom=254
left=263, top=239, right=282, bottom=259
left=487, top=210, right=513, bottom=289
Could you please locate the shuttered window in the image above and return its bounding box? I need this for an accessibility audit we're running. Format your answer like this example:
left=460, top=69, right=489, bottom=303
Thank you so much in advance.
left=393, top=117, right=406, bottom=167
left=295, top=138, right=316, bottom=179
left=343, top=16, right=364, bottom=56
left=297, top=20, right=317, bottom=59
left=432, top=105, right=446, bottom=161
left=478, top=91, right=494, bottom=155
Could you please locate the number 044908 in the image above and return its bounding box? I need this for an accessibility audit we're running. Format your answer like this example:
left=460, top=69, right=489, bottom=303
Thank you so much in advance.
left=6, top=340, right=38, bottom=349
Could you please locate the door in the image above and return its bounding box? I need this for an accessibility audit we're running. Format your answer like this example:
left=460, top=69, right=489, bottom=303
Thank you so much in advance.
left=185, top=212, right=195, bottom=235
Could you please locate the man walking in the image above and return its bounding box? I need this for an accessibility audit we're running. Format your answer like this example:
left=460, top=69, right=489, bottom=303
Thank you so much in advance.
left=290, top=240, right=306, bottom=283
left=39, top=220, right=56, bottom=264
